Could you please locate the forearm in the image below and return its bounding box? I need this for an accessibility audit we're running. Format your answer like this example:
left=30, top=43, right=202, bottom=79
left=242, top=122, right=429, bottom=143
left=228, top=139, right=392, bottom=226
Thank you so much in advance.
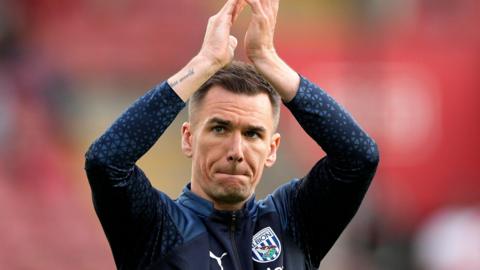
left=168, top=55, right=223, bottom=101
left=85, top=81, right=185, bottom=171
left=254, top=50, right=378, bottom=169
left=251, top=52, right=300, bottom=102
left=286, top=77, right=379, bottom=173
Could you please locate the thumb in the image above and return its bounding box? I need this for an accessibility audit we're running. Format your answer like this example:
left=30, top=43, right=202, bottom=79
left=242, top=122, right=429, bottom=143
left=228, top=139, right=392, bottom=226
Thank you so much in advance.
left=229, top=35, right=238, bottom=50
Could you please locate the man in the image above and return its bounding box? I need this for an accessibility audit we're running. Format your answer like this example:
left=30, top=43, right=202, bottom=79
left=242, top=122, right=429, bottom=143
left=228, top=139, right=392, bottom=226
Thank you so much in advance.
left=84, top=0, right=379, bottom=269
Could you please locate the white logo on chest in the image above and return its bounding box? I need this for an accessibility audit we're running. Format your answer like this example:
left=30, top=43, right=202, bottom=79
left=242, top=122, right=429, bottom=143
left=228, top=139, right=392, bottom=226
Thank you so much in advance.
left=209, top=251, right=228, bottom=270
left=252, top=227, right=282, bottom=263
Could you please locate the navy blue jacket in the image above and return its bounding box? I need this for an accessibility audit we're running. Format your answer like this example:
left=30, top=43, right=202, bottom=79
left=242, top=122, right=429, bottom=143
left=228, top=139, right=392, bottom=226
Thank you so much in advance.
left=85, top=76, right=379, bottom=269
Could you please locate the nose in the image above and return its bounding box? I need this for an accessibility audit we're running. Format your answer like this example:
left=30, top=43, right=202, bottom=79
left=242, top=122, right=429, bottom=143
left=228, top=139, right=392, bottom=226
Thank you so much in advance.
left=226, top=132, right=244, bottom=163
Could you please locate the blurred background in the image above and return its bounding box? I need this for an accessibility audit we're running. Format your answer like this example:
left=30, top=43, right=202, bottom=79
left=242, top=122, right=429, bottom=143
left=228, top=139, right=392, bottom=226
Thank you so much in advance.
left=1, top=0, right=479, bottom=269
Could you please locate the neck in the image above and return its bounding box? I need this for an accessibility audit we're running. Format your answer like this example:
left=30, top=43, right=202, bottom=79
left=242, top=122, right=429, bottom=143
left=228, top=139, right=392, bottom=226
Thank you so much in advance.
left=213, top=201, right=245, bottom=212
left=190, top=181, right=250, bottom=211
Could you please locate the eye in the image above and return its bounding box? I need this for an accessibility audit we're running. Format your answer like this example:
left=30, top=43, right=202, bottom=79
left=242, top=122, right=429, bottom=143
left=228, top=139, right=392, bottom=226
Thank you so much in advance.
left=244, top=130, right=261, bottom=139
left=212, top=126, right=226, bottom=134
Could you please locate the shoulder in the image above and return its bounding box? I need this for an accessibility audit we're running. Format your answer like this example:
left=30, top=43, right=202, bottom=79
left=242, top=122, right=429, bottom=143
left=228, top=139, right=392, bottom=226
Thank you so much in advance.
left=256, top=179, right=301, bottom=229
left=154, top=191, right=206, bottom=243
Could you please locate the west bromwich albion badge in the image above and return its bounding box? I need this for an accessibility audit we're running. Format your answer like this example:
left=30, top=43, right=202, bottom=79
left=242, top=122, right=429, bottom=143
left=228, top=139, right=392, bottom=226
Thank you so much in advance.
left=252, top=227, right=282, bottom=263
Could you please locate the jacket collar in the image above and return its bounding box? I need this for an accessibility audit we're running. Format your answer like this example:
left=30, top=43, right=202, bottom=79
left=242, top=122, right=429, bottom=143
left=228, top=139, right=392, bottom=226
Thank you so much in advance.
left=177, top=183, right=256, bottom=219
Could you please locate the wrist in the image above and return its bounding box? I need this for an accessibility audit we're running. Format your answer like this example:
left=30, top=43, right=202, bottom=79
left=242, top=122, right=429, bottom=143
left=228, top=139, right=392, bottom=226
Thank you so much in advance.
left=248, top=48, right=278, bottom=66
left=252, top=52, right=282, bottom=71
left=194, top=48, right=234, bottom=72
left=251, top=52, right=300, bottom=102
left=168, top=55, right=223, bottom=102
left=192, top=54, right=224, bottom=75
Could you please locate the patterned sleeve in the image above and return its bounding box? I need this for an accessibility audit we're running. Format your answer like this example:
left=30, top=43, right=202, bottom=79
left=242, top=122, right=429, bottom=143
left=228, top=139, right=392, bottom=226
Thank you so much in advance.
left=84, top=81, right=185, bottom=267
left=284, top=76, right=380, bottom=266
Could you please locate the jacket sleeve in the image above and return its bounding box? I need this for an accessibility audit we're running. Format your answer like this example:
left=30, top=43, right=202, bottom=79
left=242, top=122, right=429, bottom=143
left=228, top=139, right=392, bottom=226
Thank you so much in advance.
left=283, top=76, right=380, bottom=266
left=84, top=81, right=185, bottom=268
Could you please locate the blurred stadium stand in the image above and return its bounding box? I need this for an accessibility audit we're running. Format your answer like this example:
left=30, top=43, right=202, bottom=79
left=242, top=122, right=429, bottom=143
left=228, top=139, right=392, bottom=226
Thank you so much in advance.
left=0, top=0, right=479, bottom=269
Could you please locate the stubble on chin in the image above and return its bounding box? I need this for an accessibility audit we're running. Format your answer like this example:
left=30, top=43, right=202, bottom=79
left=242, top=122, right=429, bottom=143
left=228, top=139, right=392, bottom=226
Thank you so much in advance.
left=208, top=185, right=250, bottom=205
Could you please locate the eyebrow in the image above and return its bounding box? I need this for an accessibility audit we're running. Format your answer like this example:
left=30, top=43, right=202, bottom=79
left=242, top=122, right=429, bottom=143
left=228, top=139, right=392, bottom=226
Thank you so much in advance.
left=207, top=117, right=231, bottom=127
left=206, top=117, right=267, bottom=133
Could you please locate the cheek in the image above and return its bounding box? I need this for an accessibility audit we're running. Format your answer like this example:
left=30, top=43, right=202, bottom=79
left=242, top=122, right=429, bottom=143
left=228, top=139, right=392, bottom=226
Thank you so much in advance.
left=247, top=143, right=271, bottom=173
left=195, top=136, right=225, bottom=172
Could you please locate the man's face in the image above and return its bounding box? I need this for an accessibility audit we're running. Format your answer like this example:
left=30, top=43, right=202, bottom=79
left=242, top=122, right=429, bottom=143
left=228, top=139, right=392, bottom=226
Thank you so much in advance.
left=182, top=86, right=280, bottom=210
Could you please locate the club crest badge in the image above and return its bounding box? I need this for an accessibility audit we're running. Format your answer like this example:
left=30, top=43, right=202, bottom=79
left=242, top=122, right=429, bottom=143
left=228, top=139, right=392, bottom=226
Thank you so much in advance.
left=252, top=227, right=282, bottom=263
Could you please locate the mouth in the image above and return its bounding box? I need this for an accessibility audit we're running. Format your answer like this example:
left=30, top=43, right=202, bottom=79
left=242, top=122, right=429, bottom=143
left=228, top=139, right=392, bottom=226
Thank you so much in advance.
left=214, top=170, right=250, bottom=181
left=215, top=168, right=250, bottom=176
left=215, top=172, right=247, bottom=178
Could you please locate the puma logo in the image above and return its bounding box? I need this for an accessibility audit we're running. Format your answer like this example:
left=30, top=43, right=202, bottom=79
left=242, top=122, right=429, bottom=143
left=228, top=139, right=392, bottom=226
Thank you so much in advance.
left=209, top=251, right=228, bottom=270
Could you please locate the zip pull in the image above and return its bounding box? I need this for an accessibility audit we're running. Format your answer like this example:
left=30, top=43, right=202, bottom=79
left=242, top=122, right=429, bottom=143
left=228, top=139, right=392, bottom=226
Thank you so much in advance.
left=230, top=213, right=237, bottom=232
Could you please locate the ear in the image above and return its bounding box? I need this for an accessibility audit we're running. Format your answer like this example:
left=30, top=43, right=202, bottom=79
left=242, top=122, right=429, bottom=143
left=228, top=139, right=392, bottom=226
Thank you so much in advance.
left=181, top=122, right=193, bottom=158
left=265, top=133, right=281, bottom=167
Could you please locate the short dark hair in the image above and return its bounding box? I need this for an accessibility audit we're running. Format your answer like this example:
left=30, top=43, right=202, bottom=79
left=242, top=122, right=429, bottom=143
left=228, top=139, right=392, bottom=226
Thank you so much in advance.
left=189, top=61, right=281, bottom=129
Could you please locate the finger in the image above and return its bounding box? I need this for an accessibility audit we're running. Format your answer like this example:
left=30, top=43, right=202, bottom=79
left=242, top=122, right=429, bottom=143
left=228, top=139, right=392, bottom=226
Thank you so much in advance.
left=260, top=0, right=271, bottom=11
left=245, top=0, right=266, bottom=16
left=232, top=0, right=247, bottom=22
left=259, top=0, right=277, bottom=20
left=218, top=0, right=240, bottom=16
left=272, top=0, right=279, bottom=18
left=229, top=35, right=238, bottom=49
left=228, top=35, right=238, bottom=58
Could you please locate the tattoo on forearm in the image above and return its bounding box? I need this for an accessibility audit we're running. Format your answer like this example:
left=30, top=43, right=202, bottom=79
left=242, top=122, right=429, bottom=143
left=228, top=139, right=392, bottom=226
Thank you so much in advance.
left=170, top=68, right=195, bottom=87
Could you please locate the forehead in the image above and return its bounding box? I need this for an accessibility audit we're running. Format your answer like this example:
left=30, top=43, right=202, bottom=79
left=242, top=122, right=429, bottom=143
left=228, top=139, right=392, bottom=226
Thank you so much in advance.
left=192, top=86, right=275, bottom=129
